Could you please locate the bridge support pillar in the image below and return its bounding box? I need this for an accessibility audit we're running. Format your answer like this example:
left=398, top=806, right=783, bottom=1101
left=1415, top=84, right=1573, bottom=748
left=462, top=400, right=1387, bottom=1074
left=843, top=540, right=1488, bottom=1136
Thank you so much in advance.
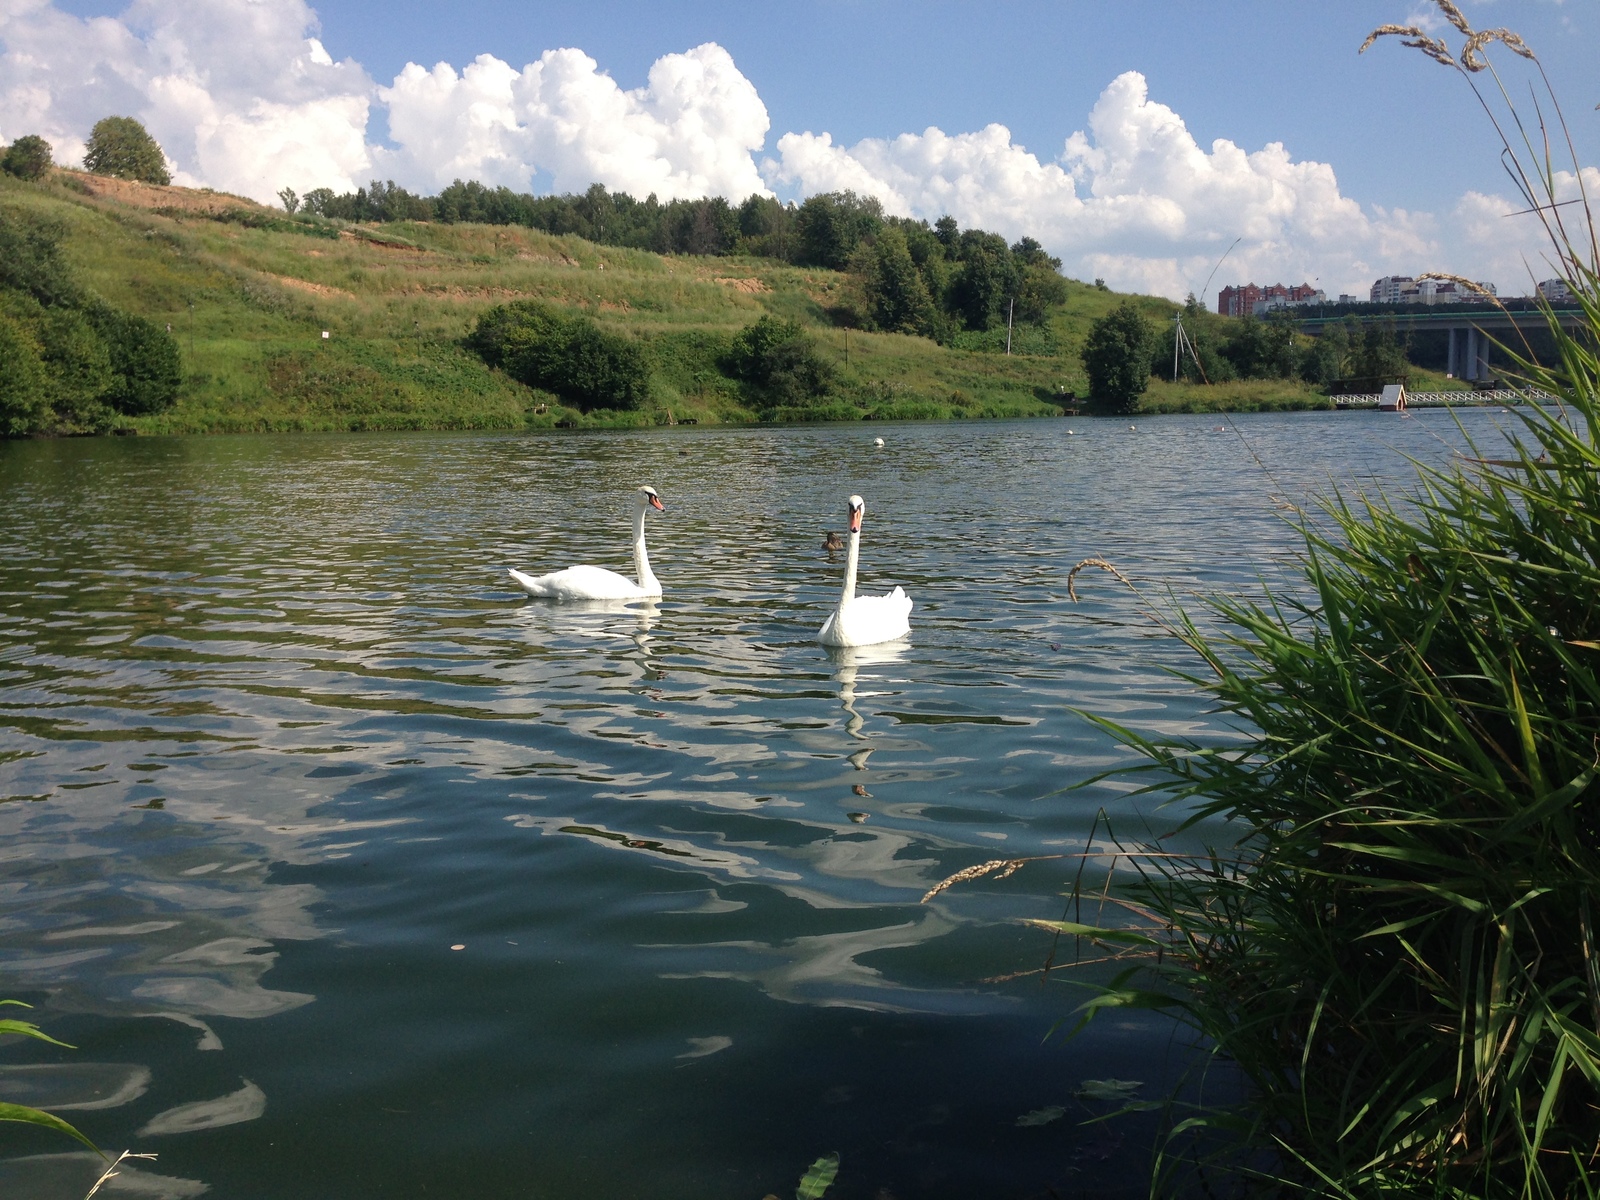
left=1448, top=327, right=1459, bottom=378
left=1466, top=326, right=1481, bottom=381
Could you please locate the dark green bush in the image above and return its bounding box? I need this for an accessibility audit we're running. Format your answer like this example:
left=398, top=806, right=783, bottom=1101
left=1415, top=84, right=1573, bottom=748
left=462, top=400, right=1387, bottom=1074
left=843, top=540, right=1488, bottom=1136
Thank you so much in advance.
left=0, top=211, right=79, bottom=307
left=467, top=300, right=650, bottom=410
left=85, top=301, right=182, bottom=415
left=2, top=135, right=53, bottom=181
left=37, top=307, right=114, bottom=423
left=723, top=315, right=837, bottom=411
left=0, top=212, right=179, bottom=433
left=0, top=314, right=50, bottom=436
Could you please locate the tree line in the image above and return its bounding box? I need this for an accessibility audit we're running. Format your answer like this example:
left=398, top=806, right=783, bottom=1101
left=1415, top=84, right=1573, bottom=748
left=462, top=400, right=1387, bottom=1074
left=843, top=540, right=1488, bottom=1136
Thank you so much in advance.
left=285, top=180, right=1066, bottom=342
left=1083, top=298, right=1415, bottom=412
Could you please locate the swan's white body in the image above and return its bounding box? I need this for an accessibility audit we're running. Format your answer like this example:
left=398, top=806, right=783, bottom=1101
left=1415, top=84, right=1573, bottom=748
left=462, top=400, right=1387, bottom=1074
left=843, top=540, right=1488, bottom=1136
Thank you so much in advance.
left=818, top=494, right=912, bottom=647
left=510, top=487, right=664, bottom=601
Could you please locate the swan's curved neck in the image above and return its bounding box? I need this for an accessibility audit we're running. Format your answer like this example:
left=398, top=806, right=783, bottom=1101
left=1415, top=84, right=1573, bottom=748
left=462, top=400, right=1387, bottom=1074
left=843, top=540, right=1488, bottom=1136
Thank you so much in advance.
left=632, top=505, right=659, bottom=592
left=839, top=529, right=861, bottom=608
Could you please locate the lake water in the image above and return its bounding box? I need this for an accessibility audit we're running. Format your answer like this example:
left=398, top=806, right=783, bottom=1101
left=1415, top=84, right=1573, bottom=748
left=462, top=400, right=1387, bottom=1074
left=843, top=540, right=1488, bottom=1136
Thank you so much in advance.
left=0, top=410, right=1523, bottom=1199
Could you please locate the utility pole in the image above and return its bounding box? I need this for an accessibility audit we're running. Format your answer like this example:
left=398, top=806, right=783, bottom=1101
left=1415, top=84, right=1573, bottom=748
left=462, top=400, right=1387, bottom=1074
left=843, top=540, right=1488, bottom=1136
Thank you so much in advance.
left=1173, top=315, right=1181, bottom=381
left=188, top=300, right=195, bottom=359
left=1006, top=297, right=1014, bottom=355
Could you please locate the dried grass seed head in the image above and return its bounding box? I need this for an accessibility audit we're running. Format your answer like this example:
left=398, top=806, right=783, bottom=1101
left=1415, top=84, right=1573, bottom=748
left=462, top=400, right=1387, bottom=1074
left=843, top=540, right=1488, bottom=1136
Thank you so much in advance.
left=920, top=858, right=1028, bottom=903
left=1360, top=24, right=1457, bottom=68
left=1431, top=0, right=1473, bottom=37
left=1462, top=28, right=1538, bottom=71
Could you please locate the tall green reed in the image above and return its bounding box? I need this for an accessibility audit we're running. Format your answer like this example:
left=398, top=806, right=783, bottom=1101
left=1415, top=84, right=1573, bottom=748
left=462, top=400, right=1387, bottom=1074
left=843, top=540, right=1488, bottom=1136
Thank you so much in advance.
left=1055, top=8, right=1600, bottom=1195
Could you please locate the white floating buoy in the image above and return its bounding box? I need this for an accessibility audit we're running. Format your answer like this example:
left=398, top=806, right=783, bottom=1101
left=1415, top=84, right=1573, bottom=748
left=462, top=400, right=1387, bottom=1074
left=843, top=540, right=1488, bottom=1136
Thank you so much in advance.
left=1129, top=424, right=1137, bottom=432
left=873, top=437, right=884, bottom=447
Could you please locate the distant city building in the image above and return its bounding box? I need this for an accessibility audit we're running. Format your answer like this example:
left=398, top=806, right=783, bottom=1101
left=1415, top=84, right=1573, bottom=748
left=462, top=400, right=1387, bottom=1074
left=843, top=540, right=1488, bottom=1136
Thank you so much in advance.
left=1370, top=275, right=1497, bottom=304
left=1339, top=294, right=1359, bottom=304
left=1370, top=275, right=1415, bottom=304
left=1217, top=282, right=1324, bottom=317
left=1537, top=278, right=1574, bottom=302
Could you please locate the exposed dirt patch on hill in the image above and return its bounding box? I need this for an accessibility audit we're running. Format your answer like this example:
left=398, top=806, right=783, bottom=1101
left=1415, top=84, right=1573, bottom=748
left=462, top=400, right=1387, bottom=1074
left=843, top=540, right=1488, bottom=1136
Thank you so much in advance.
left=515, top=251, right=580, bottom=267
left=339, top=229, right=427, bottom=254
left=61, top=170, right=262, bottom=216
left=266, top=274, right=356, bottom=300
left=713, top=276, right=770, bottom=294
left=398, top=284, right=528, bottom=301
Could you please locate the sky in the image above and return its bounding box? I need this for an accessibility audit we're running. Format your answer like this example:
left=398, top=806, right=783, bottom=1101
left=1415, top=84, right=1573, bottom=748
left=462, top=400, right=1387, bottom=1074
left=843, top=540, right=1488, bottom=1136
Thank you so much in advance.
left=2, top=0, right=1596, bottom=300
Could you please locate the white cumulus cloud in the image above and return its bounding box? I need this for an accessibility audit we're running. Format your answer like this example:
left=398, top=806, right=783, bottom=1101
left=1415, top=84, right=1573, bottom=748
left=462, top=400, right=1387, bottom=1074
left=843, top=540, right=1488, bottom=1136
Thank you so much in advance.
left=768, top=71, right=1451, bottom=298
left=377, top=42, right=771, bottom=200
left=0, top=0, right=1572, bottom=298
left=0, top=0, right=374, bottom=199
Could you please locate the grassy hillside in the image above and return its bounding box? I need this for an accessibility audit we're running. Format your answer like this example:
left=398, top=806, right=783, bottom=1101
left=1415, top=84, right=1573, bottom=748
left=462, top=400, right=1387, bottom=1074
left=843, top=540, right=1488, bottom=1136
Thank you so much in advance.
left=0, top=171, right=1331, bottom=433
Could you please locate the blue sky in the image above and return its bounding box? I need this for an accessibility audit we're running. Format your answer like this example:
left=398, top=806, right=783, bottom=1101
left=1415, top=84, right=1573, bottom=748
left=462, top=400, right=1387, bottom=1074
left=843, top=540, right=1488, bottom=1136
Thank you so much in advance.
left=256, top=1, right=1596, bottom=209
left=16, top=0, right=1599, bottom=296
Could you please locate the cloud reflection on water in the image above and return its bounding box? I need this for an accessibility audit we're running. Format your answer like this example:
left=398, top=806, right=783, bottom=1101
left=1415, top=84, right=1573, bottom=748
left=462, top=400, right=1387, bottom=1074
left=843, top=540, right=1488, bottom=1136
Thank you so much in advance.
left=0, top=418, right=1507, bottom=1195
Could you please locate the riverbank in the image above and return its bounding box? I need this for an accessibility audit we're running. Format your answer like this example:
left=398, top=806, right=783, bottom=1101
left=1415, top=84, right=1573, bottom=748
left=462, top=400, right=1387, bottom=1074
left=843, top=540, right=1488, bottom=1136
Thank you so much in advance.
left=2, top=170, right=1478, bottom=436
left=3, top=171, right=1118, bottom=434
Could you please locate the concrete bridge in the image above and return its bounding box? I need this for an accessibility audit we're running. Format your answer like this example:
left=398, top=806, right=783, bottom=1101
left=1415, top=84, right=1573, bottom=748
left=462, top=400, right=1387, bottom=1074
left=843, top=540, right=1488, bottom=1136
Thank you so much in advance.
left=1292, top=307, right=1584, bottom=382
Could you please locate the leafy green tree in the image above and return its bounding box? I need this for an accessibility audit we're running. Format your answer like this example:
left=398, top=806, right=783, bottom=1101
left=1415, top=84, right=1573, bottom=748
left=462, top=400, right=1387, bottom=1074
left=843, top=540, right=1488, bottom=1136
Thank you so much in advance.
left=278, top=187, right=299, bottom=214
left=467, top=300, right=568, bottom=369
left=83, top=116, right=171, bottom=185
left=1082, top=301, right=1156, bottom=412
left=734, top=194, right=795, bottom=259
left=1298, top=322, right=1349, bottom=386
left=794, top=191, right=884, bottom=270
left=84, top=301, right=182, bottom=414
left=1173, top=312, right=1238, bottom=384
left=662, top=196, right=737, bottom=256
left=1220, top=314, right=1300, bottom=379
left=947, top=230, right=1020, bottom=331
left=1015, top=265, right=1067, bottom=325
left=2, top=135, right=53, bottom=180
left=467, top=301, right=650, bottom=410
left=862, top=227, right=936, bottom=335
left=549, top=322, right=652, bottom=410
left=1349, top=319, right=1410, bottom=381
left=0, top=314, right=50, bottom=435
left=723, top=315, right=836, bottom=409
left=1010, top=236, right=1061, bottom=270
left=299, top=187, right=337, bottom=217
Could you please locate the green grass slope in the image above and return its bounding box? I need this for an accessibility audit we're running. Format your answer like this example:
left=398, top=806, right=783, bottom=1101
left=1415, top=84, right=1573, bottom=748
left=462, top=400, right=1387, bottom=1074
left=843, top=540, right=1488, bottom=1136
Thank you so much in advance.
left=0, top=171, right=1324, bottom=433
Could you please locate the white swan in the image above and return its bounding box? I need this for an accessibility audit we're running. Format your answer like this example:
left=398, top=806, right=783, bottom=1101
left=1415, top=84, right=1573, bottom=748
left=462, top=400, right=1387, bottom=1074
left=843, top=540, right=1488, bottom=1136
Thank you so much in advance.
left=818, top=494, right=911, bottom=647
left=509, top=486, right=665, bottom=600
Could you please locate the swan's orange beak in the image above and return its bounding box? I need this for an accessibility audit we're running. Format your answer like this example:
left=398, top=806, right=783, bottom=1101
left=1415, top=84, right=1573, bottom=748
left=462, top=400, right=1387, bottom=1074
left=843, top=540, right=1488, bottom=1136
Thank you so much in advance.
left=848, top=506, right=862, bottom=533
left=648, top=493, right=664, bottom=511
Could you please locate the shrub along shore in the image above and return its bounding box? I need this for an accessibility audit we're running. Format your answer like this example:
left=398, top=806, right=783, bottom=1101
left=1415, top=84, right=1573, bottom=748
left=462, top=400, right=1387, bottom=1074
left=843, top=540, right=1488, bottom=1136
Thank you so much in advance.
left=0, top=163, right=1466, bottom=438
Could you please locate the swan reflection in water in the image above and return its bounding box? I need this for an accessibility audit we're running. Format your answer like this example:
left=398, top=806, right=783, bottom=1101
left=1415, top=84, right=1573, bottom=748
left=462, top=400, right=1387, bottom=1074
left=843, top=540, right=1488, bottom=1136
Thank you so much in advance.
left=513, top=596, right=658, bottom=646
left=826, top=640, right=910, bottom=748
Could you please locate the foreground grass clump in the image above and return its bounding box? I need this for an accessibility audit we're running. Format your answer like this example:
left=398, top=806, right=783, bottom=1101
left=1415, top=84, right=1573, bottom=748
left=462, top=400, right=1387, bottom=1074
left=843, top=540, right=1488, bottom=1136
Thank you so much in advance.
left=1063, top=12, right=1600, bottom=1197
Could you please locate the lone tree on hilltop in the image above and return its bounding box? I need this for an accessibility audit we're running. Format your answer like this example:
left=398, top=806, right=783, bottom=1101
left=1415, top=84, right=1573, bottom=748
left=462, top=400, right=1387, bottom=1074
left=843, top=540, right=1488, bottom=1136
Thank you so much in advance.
left=1082, top=301, right=1157, bottom=413
left=83, top=117, right=170, bottom=185
left=2, top=135, right=53, bottom=181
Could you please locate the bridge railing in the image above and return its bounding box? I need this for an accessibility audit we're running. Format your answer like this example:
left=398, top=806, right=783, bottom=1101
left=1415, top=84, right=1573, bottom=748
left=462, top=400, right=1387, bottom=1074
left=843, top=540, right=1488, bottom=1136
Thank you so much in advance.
left=1332, top=390, right=1550, bottom=407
